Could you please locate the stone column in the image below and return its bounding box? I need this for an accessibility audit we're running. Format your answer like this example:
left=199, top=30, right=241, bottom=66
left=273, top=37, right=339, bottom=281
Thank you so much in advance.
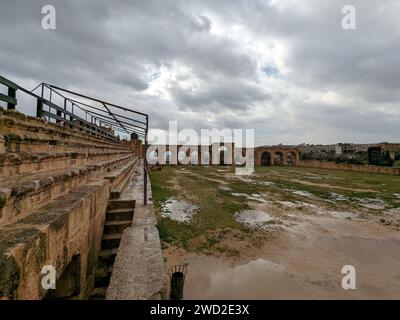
left=196, top=145, right=201, bottom=165
left=255, top=149, right=260, bottom=166
left=211, top=143, right=220, bottom=165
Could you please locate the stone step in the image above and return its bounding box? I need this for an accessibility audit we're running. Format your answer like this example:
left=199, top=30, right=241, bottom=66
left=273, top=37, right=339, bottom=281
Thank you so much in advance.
left=109, top=159, right=139, bottom=199
left=0, top=110, right=125, bottom=153
left=107, top=199, right=135, bottom=211
left=101, top=233, right=122, bottom=250
left=2, top=127, right=127, bottom=154
left=94, top=275, right=111, bottom=289
left=95, top=264, right=113, bottom=276
left=0, top=150, right=131, bottom=180
left=94, top=264, right=113, bottom=288
left=106, top=208, right=134, bottom=222
left=90, top=288, right=107, bottom=300
left=105, top=158, right=138, bottom=189
left=0, top=154, right=136, bottom=226
left=106, top=225, right=166, bottom=300
left=98, top=248, right=119, bottom=266
left=103, top=220, right=132, bottom=235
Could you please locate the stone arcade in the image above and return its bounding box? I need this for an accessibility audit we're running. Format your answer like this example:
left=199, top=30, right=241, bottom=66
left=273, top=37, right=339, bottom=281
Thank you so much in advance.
left=148, top=144, right=300, bottom=166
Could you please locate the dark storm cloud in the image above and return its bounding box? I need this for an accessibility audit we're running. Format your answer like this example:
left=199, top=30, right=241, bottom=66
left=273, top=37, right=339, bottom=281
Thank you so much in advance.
left=170, top=79, right=271, bottom=111
left=0, top=1, right=257, bottom=94
left=0, top=0, right=399, bottom=143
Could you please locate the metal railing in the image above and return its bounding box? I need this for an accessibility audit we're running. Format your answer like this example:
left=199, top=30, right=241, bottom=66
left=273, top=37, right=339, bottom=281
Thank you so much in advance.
left=0, top=74, right=149, bottom=204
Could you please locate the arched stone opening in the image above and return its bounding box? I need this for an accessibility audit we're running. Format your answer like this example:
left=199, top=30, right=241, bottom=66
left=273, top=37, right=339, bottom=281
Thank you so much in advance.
left=261, top=151, right=272, bottom=166
left=178, top=150, right=187, bottom=164
left=286, top=151, right=296, bottom=165
left=164, top=151, right=173, bottom=165
left=218, top=146, right=229, bottom=166
left=203, top=151, right=210, bottom=165
left=190, top=151, right=198, bottom=165
left=44, top=254, right=81, bottom=300
left=273, top=152, right=284, bottom=165
left=148, top=150, right=158, bottom=164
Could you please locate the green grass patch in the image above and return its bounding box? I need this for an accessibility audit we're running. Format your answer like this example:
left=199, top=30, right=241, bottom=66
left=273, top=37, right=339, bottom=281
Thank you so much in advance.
left=151, top=166, right=251, bottom=253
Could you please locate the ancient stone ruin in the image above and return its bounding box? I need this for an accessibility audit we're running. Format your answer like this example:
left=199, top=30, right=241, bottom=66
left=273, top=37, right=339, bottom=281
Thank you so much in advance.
left=148, top=143, right=300, bottom=166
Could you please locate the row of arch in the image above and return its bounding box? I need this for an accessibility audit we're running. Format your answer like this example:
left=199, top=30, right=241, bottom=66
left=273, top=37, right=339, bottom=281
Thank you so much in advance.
left=255, top=148, right=299, bottom=166
left=147, top=145, right=300, bottom=166
left=148, top=145, right=240, bottom=165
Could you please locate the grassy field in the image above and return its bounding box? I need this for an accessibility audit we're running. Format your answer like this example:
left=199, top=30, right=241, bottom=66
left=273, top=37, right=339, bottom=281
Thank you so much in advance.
left=150, top=165, right=400, bottom=256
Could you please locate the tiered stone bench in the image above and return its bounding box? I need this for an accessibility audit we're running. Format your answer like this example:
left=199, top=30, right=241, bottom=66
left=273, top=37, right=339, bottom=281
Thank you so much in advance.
left=0, top=110, right=144, bottom=299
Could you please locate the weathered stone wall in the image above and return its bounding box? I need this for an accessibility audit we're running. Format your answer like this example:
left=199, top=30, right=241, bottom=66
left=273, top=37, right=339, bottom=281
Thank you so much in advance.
left=298, top=160, right=400, bottom=175
left=255, top=146, right=300, bottom=166
left=0, top=179, right=110, bottom=299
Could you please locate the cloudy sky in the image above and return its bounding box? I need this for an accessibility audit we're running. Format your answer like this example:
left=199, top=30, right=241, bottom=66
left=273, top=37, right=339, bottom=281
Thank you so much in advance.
left=0, top=0, right=399, bottom=145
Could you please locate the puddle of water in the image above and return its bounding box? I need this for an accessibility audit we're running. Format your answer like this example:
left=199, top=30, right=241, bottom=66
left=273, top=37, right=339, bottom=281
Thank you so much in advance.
left=384, top=208, right=400, bottom=218
left=291, top=190, right=313, bottom=197
left=231, top=192, right=248, bottom=198
left=235, top=210, right=274, bottom=228
left=328, top=211, right=358, bottom=219
left=231, top=192, right=270, bottom=203
left=248, top=196, right=264, bottom=202
left=252, top=198, right=271, bottom=204
left=257, top=181, right=276, bottom=186
left=181, top=257, right=287, bottom=299
left=298, top=201, right=317, bottom=208
left=278, top=201, right=298, bottom=208
left=250, top=199, right=274, bottom=207
left=329, top=192, right=349, bottom=201
left=357, top=198, right=386, bottom=210
left=307, top=175, right=323, bottom=180
left=161, top=198, right=199, bottom=223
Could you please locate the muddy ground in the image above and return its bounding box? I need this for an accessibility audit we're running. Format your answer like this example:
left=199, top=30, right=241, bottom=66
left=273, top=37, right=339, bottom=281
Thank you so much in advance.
left=150, top=165, right=400, bottom=299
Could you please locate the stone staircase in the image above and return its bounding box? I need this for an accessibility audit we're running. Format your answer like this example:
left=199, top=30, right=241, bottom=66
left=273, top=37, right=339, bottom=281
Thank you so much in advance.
left=90, top=160, right=141, bottom=299
left=105, top=165, right=167, bottom=300
left=90, top=199, right=135, bottom=299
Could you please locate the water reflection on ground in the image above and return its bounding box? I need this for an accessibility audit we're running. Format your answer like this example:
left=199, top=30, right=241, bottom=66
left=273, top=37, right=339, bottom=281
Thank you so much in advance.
left=181, top=256, right=291, bottom=300
left=235, top=210, right=274, bottom=228
left=161, top=198, right=199, bottom=223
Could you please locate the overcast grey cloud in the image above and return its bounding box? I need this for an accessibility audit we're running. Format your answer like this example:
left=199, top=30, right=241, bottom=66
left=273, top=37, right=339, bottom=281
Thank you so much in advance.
left=0, top=0, right=399, bottom=145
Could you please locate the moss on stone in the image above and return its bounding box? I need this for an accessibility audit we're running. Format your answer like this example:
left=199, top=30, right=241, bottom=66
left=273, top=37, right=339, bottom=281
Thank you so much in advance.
left=4, top=133, right=21, bottom=143
left=0, top=194, right=6, bottom=208
left=3, top=110, right=27, bottom=120
left=0, top=255, right=20, bottom=299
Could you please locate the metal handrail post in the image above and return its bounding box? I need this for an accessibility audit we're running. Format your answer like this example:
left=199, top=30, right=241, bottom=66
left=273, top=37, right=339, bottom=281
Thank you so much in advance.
left=144, top=116, right=149, bottom=205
